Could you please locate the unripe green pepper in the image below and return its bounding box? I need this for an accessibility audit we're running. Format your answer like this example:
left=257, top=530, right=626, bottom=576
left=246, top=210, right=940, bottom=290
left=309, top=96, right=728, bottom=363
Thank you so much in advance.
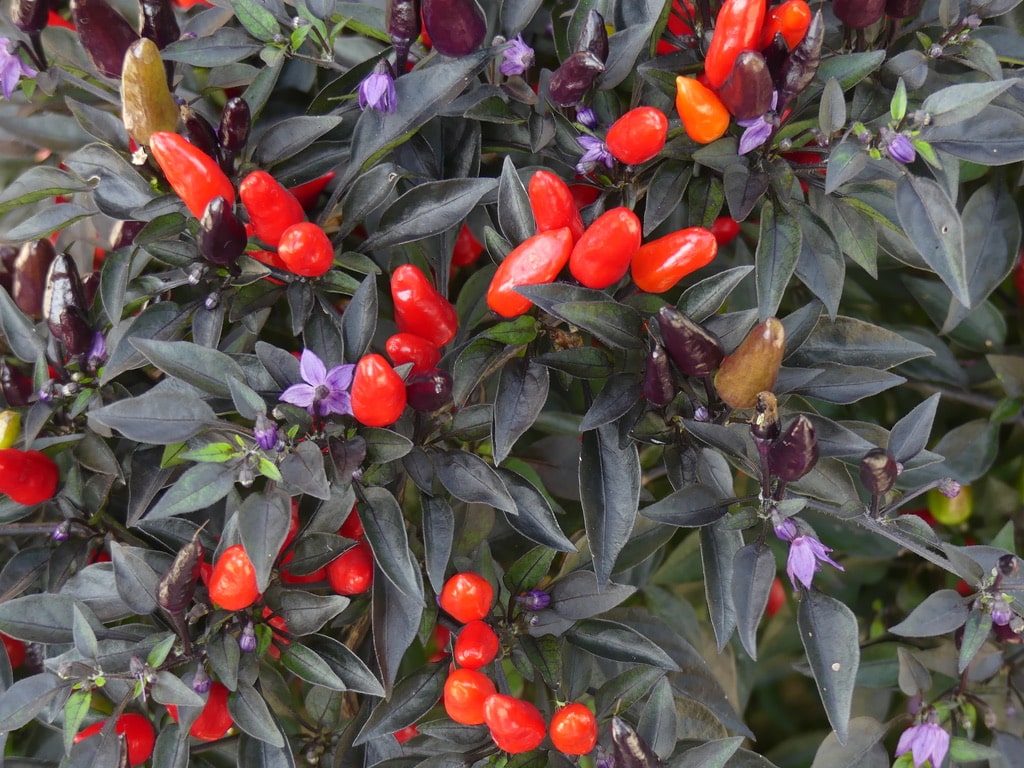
left=71, top=0, right=140, bottom=78
left=656, top=306, right=724, bottom=377
left=12, top=238, right=56, bottom=318
left=43, top=252, right=92, bottom=357
left=0, top=410, right=20, bottom=449
left=717, top=50, right=772, bottom=120
left=548, top=51, right=605, bottom=107
left=928, top=485, right=972, bottom=526
left=574, top=9, right=608, bottom=63
left=121, top=38, right=178, bottom=146
left=713, top=317, right=785, bottom=409
left=767, top=414, right=817, bottom=482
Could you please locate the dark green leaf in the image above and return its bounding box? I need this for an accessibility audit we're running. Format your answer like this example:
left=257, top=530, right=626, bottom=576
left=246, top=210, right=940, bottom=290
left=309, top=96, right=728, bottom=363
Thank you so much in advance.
left=921, top=80, right=1016, bottom=127
left=676, top=737, right=745, bottom=768
left=755, top=201, right=801, bottom=321
left=580, top=373, right=643, bottom=432
left=257, top=115, right=344, bottom=165
left=277, top=590, right=349, bottom=636
left=229, top=683, right=286, bottom=747
left=793, top=206, right=844, bottom=320
left=360, top=485, right=421, bottom=599
left=798, top=590, right=859, bottom=744
left=65, top=143, right=155, bottom=219
left=372, top=559, right=424, bottom=695
left=788, top=316, right=933, bottom=369
left=888, top=588, right=969, bottom=637
left=498, top=157, right=534, bottom=244
left=88, top=392, right=215, bottom=445
left=281, top=643, right=348, bottom=690
left=792, top=363, right=905, bottom=404
left=160, top=27, right=264, bottom=66
left=131, top=339, right=247, bottom=398
left=724, top=162, right=769, bottom=223
left=896, top=174, right=967, bottom=306
left=237, top=732, right=297, bottom=768
left=109, top=541, right=159, bottom=614
left=279, top=441, right=331, bottom=500
left=0, top=287, right=44, bottom=363
left=338, top=163, right=400, bottom=238
left=496, top=468, right=576, bottom=552
left=422, top=495, right=454, bottom=594
left=434, top=449, right=517, bottom=514
left=144, top=461, right=235, bottom=520
left=0, top=674, right=64, bottom=732
left=644, top=160, right=691, bottom=236
left=809, top=717, right=886, bottom=768
left=102, top=303, right=193, bottom=383
left=640, top=484, right=727, bottom=527
left=701, top=518, right=743, bottom=650
left=533, top=345, right=612, bottom=378
left=0, top=166, right=95, bottom=216
left=887, top=393, right=940, bottom=463
left=958, top=609, right=992, bottom=673
left=230, top=0, right=280, bottom=41
left=732, top=543, right=774, bottom=660
left=355, top=663, right=446, bottom=744
left=305, top=634, right=384, bottom=697
left=238, top=490, right=291, bottom=592
left=567, top=618, right=679, bottom=669
left=341, top=274, right=378, bottom=361
left=517, top=283, right=644, bottom=349
left=365, top=178, right=497, bottom=250
left=678, top=265, right=754, bottom=321
left=493, top=359, right=549, bottom=465
left=4, top=203, right=93, bottom=242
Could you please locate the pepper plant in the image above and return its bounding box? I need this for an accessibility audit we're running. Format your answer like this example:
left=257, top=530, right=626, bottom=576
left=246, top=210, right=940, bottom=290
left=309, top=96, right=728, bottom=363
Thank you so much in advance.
left=0, top=0, right=1023, bottom=766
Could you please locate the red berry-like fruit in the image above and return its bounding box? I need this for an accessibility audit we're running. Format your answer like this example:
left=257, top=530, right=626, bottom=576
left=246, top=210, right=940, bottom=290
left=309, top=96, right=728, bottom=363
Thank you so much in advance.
left=2, top=633, right=26, bottom=668
left=168, top=681, right=234, bottom=741
left=74, top=713, right=156, bottom=766
left=439, top=572, right=494, bottom=623
left=326, top=540, right=374, bottom=595
left=765, top=576, right=786, bottom=617
left=605, top=107, right=669, bottom=165
left=208, top=544, right=259, bottom=611
left=550, top=702, right=599, bottom=755
left=453, top=619, right=500, bottom=669
left=482, top=693, right=547, bottom=754
left=443, top=668, right=496, bottom=725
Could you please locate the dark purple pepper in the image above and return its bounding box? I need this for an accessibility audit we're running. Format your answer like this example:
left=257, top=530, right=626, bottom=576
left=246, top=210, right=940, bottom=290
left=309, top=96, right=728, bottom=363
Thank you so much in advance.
left=834, top=0, right=886, bottom=28
left=157, top=529, right=204, bottom=654
left=547, top=51, right=605, bottom=108
left=13, top=0, right=49, bottom=33
left=574, top=9, right=609, bottom=64
left=216, top=97, right=250, bottom=174
left=421, top=0, right=486, bottom=57
left=751, top=391, right=780, bottom=441
left=611, top=717, right=662, bottom=768
left=110, top=219, right=147, bottom=250
left=43, top=253, right=91, bottom=357
left=81, top=270, right=100, bottom=308
left=70, top=0, right=141, bottom=79
left=198, top=196, right=247, bottom=267
left=12, top=239, right=56, bottom=318
left=138, top=0, right=178, bottom=83
left=717, top=50, right=772, bottom=120
left=642, top=344, right=674, bottom=406
left=405, top=368, right=453, bottom=412
left=761, top=31, right=790, bottom=83
left=180, top=105, right=221, bottom=164
left=387, top=0, right=421, bottom=72
left=886, top=0, right=923, bottom=18
left=777, top=10, right=823, bottom=111
left=859, top=448, right=897, bottom=496
left=656, top=306, right=724, bottom=377
left=767, top=415, right=818, bottom=482
left=0, top=360, right=33, bottom=407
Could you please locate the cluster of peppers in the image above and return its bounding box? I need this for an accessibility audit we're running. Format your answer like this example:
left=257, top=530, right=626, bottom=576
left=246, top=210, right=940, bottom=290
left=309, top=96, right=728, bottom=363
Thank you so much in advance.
left=487, top=170, right=720, bottom=319
left=671, top=0, right=823, bottom=146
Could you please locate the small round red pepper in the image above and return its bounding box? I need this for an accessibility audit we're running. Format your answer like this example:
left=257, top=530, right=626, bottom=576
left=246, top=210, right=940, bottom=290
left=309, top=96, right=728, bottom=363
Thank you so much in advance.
left=604, top=107, right=669, bottom=166
left=386, top=332, right=441, bottom=373
left=759, top=0, right=812, bottom=49
left=391, top=264, right=459, bottom=347
left=239, top=170, right=306, bottom=248
left=351, top=354, right=407, bottom=427
left=277, top=222, right=334, bottom=277
left=207, top=544, right=260, bottom=611
left=452, top=223, right=484, bottom=267
left=148, top=131, right=236, bottom=219
left=569, top=207, right=642, bottom=290
left=486, top=228, right=573, bottom=318
left=703, top=0, right=767, bottom=88
left=528, top=170, right=585, bottom=242
left=0, top=448, right=58, bottom=505
left=709, top=216, right=741, bottom=246
left=630, top=226, right=718, bottom=293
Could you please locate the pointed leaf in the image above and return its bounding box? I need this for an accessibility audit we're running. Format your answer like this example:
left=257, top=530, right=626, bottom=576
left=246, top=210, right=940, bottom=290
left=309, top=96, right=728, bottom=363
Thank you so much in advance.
left=360, top=485, right=421, bottom=600
left=567, top=619, right=679, bottom=670
left=238, top=490, right=292, bottom=593
left=229, top=683, right=286, bottom=747
left=896, top=174, right=967, bottom=306
left=493, top=359, right=549, bottom=465
left=887, top=393, right=940, bottom=464
left=732, top=543, right=775, bottom=660
left=88, top=392, right=215, bottom=444
left=797, top=589, right=859, bottom=744
left=364, top=178, right=497, bottom=249
left=889, top=589, right=970, bottom=637
left=435, top=450, right=516, bottom=514
left=755, top=201, right=801, bottom=321
left=145, top=462, right=235, bottom=521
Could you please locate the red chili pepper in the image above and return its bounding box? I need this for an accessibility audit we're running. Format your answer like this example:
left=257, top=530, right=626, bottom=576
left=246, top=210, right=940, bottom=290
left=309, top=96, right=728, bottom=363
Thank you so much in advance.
left=604, top=107, right=669, bottom=166
left=0, top=449, right=59, bottom=505
left=391, top=264, right=459, bottom=347
left=167, top=682, right=234, bottom=741
left=703, top=0, right=767, bottom=89
left=630, top=226, right=718, bottom=293
left=482, top=694, right=547, bottom=754
left=148, top=131, right=236, bottom=219
left=568, top=183, right=600, bottom=208
left=277, top=222, right=334, bottom=277
left=452, top=223, right=484, bottom=267
left=289, top=172, right=335, bottom=211
left=208, top=544, right=259, bottom=611
left=709, top=216, right=741, bottom=246
left=657, top=0, right=695, bottom=54
left=386, top=332, right=441, bottom=374
left=569, top=206, right=642, bottom=289
left=350, top=353, right=407, bottom=427
left=239, top=170, right=306, bottom=248
left=486, top=228, right=573, bottom=318
left=759, top=0, right=812, bottom=49
left=74, top=714, right=155, bottom=767
left=528, top=170, right=585, bottom=242
left=674, top=76, right=731, bottom=144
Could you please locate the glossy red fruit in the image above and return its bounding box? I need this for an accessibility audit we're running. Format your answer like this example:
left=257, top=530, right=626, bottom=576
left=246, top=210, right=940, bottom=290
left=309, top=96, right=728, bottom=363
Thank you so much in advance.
left=391, top=264, right=459, bottom=346
left=239, top=170, right=306, bottom=248
left=394, top=723, right=419, bottom=743
left=528, top=170, right=585, bottom=242
left=550, top=702, right=599, bottom=755
left=326, top=540, right=374, bottom=595
left=426, top=623, right=451, bottom=662
left=765, top=576, right=786, bottom=617
left=167, top=681, right=234, bottom=741
left=482, top=693, right=547, bottom=754
left=486, top=228, right=574, bottom=318
left=0, top=449, right=59, bottom=505
left=443, top=668, right=496, bottom=725
left=605, top=107, right=669, bottom=165
left=339, top=506, right=365, bottom=539
left=277, top=222, right=334, bottom=277
left=288, top=171, right=335, bottom=211
left=452, top=223, right=485, bottom=267
left=74, top=713, right=155, bottom=766
left=351, top=353, right=407, bottom=427
left=759, top=0, right=812, bottom=48
left=710, top=216, right=741, bottom=246
left=570, top=207, right=642, bottom=289
left=208, top=544, right=259, bottom=611
left=2, top=633, right=26, bottom=668
left=453, top=619, right=499, bottom=669
left=148, top=131, right=235, bottom=219
left=704, top=0, right=767, bottom=89
left=631, top=226, right=718, bottom=293
left=386, top=332, right=441, bottom=374
left=439, top=572, right=494, bottom=623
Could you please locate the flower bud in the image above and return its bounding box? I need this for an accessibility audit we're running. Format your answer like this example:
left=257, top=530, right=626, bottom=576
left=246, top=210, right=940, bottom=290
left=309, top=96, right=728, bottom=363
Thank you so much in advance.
left=421, top=0, right=487, bottom=57
left=548, top=51, right=605, bottom=107
left=642, top=344, right=675, bottom=406
left=938, top=478, right=961, bottom=498
left=52, top=520, right=70, bottom=541
left=992, top=598, right=1012, bottom=626
left=517, top=589, right=551, bottom=611
left=405, top=368, right=452, bottom=412
left=574, top=9, right=608, bottom=63
left=239, top=621, right=257, bottom=653
left=717, top=51, right=773, bottom=120
left=656, top=306, right=725, bottom=377
left=714, top=317, right=785, bottom=409
left=751, top=391, right=780, bottom=441
left=859, top=448, right=898, bottom=496
left=191, top=664, right=211, bottom=693
left=767, top=414, right=818, bottom=482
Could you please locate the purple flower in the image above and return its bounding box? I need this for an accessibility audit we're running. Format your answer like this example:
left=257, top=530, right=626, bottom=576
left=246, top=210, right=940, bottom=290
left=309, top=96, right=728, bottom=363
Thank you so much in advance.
left=992, top=597, right=1012, bottom=626
left=500, top=35, right=534, bottom=77
left=52, top=521, right=70, bottom=542
left=576, top=107, right=598, bottom=128
left=192, top=665, right=211, bottom=693
left=895, top=721, right=949, bottom=768
left=885, top=131, right=916, bottom=164
left=238, top=621, right=257, bottom=653
left=737, top=91, right=777, bottom=155
left=0, top=38, right=36, bottom=100
left=938, top=478, right=961, bottom=499
left=773, top=517, right=799, bottom=543
left=516, top=589, right=551, bottom=611
left=280, top=349, right=355, bottom=417
left=254, top=412, right=278, bottom=451
left=786, top=535, right=844, bottom=590
left=576, top=135, right=614, bottom=175
left=87, top=332, right=107, bottom=368
left=358, top=60, right=396, bottom=114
